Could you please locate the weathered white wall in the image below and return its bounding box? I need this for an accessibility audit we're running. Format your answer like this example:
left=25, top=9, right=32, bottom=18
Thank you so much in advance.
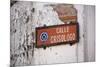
left=10, top=1, right=95, bottom=67
left=10, top=2, right=34, bottom=66
left=74, top=5, right=84, bottom=62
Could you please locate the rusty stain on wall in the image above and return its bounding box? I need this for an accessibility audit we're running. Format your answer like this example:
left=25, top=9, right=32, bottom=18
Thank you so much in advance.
left=52, top=4, right=77, bottom=23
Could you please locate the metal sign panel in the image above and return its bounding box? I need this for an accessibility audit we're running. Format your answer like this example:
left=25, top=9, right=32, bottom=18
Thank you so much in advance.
left=36, top=23, right=79, bottom=48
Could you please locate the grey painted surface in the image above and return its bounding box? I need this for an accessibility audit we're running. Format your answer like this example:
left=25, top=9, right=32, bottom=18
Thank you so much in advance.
left=83, top=5, right=95, bottom=62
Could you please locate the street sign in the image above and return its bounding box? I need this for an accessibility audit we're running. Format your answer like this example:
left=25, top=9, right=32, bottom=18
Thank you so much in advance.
left=36, top=23, right=79, bottom=48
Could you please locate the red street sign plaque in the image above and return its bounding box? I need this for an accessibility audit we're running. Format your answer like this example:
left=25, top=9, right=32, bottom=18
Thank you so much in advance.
left=36, top=23, right=79, bottom=48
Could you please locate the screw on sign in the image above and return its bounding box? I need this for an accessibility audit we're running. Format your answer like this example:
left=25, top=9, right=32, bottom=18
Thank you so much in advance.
left=35, top=23, right=79, bottom=48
